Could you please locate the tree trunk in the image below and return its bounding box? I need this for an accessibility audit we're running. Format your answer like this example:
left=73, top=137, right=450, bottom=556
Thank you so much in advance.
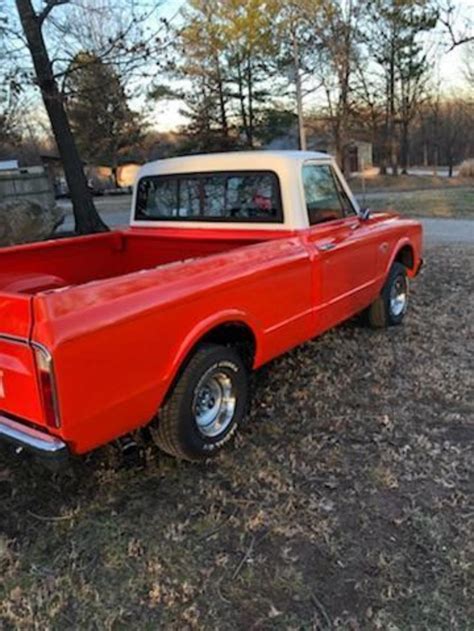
left=292, top=31, right=307, bottom=151
left=246, top=54, right=254, bottom=148
left=16, top=0, right=108, bottom=234
left=333, top=124, right=343, bottom=170
left=339, top=64, right=351, bottom=178
left=214, top=54, right=229, bottom=143
left=112, top=166, right=120, bottom=188
left=400, top=120, right=409, bottom=175
left=447, top=151, right=453, bottom=177
left=388, top=44, right=398, bottom=176
left=236, top=55, right=251, bottom=147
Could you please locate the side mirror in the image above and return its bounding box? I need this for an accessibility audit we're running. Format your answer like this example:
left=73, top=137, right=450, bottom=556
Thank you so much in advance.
left=360, top=207, right=371, bottom=221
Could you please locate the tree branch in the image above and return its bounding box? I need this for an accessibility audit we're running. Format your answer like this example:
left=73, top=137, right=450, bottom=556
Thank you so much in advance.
left=438, top=0, right=474, bottom=51
left=38, top=0, right=70, bottom=26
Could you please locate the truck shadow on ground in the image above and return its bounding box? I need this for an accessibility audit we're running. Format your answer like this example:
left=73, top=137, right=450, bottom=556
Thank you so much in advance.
left=0, top=245, right=472, bottom=629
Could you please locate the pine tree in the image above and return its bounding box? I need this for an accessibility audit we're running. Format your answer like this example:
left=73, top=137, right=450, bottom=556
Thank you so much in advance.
left=365, top=0, right=438, bottom=174
left=66, top=52, right=142, bottom=184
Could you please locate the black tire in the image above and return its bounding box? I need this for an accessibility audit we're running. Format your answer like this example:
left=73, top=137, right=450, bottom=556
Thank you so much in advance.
left=150, top=344, right=249, bottom=461
left=366, top=262, right=409, bottom=328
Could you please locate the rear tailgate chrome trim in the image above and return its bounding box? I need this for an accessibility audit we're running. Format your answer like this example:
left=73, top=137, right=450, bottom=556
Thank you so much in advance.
left=0, top=333, right=28, bottom=345
left=0, top=414, right=68, bottom=461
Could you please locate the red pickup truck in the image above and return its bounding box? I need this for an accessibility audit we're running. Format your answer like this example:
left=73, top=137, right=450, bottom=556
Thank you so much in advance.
left=0, top=151, right=422, bottom=464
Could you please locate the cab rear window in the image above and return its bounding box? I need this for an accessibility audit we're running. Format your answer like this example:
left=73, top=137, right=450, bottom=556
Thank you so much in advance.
left=135, top=171, right=283, bottom=223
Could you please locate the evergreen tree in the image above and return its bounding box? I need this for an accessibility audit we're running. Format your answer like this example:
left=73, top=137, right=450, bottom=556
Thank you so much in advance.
left=66, top=52, right=143, bottom=183
left=154, top=0, right=281, bottom=150
left=365, top=0, right=438, bottom=174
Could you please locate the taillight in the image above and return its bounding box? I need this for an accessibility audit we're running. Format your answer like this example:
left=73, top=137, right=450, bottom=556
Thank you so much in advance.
left=33, top=345, right=61, bottom=428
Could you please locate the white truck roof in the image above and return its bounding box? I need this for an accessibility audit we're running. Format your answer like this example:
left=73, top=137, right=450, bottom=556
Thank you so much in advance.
left=131, top=150, right=359, bottom=231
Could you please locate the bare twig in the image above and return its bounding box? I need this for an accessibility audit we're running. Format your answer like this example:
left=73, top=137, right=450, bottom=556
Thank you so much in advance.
left=27, top=510, right=75, bottom=522
left=231, top=535, right=256, bottom=580
left=439, top=0, right=474, bottom=52
left=231, top=529, right=270, bottom=580
left=198, top=507, right=239, bottom=541
left=311, top=592, right=332, bottom=630
left=38, top=0, right=70, bottom=26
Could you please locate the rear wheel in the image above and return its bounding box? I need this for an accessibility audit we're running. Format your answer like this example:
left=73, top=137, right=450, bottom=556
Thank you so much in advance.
left=150, top=344, right=249, bottom=461
left=366, top=262, right=409, bottom=328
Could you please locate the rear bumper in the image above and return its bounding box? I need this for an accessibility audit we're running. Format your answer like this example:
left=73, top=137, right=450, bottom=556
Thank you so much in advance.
left=0, top=414, right=68, bottom=462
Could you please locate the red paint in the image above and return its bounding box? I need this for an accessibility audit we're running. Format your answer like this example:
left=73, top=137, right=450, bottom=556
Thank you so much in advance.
left=0, top=215, right=422, bottom=455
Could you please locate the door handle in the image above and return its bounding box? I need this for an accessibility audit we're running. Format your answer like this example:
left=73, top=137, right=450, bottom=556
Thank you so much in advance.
left=316, top=242, right=336, bottom=251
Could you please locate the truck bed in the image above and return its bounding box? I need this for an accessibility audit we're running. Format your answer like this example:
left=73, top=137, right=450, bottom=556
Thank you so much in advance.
left=0, top=226, right=312, bottom=452
left=0, top=228, right=280, bottom=295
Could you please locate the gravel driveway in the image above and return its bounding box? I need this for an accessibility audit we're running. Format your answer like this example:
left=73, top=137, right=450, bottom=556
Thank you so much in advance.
left=421, top=218, right=474, bottom=244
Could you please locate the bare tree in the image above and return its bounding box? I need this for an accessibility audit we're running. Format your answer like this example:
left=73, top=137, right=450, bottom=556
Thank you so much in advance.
left=438, top=0, right=474, bottom=51
left=314, top=0, right=361, bottom=176
left=15, top=0, right=108, bottom=234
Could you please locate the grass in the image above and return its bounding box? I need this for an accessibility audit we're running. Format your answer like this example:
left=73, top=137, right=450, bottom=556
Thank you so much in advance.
left=0, top=245, right=473, bottom=629
left=356, top=186, right=474, bottom=218
left=349, top=173, right=471, bottom=193
left=349, top=172, right=474, bottom=218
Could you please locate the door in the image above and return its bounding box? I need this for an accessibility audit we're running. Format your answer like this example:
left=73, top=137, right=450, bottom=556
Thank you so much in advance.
left=302, top=163, right=378, bottom=331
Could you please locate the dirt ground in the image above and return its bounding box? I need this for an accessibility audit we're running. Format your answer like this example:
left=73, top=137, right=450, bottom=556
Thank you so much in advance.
left=1, top=245, right=473, bottom=630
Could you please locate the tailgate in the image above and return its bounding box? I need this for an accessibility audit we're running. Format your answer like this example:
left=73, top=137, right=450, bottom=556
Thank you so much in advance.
left=0, top=292, right=45, bottom=425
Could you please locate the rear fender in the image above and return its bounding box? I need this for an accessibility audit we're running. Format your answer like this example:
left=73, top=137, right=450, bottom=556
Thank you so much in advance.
left=163, top=309, right=262, bottom=389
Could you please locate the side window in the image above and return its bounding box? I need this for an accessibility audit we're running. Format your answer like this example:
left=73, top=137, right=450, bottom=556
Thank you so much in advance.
left=303, top=165, right=344, bottom=225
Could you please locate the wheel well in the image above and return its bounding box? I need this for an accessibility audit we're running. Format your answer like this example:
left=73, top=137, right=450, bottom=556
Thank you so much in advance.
left=163, top=322, right=256, bottom=406
left=394, top=245, right=414, bottom=271
left=198, top=322, right=257, bottom=369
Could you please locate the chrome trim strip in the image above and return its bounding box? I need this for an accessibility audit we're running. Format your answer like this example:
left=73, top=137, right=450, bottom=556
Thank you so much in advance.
left=0, top=333, right=54, bottom=358
left=0, top=333, right=29, bottom=346
left=0, top=336, right=61, bottom=428
left=31, top=344, right=62, bottom=428
left=0, top=414, right=67, bottom=459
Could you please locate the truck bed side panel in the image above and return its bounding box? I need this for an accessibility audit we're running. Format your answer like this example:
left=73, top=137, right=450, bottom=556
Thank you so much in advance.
left=32, top=238, right=313, bottom=453
left=0, top=292, right=32, bottom=339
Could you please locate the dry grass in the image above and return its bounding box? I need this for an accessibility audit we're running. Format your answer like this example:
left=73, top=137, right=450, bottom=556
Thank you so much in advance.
left=1, top=245, right=473, bottom=630
left=459, top=160, right=474, bottom=179
left=349, top=173, right=470, bottom=193
left=356, top=187, right=474, bottom=218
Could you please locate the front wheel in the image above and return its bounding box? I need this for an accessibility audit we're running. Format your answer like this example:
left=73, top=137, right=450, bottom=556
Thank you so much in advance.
left=366, top=262, right=409, bottom=328
left=150, top=344, right=249, bottom=461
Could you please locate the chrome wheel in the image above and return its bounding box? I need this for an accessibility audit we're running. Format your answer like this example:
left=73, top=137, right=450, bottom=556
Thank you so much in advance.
left=390, top=275, right=408, bottom=317
left=193, top=369, right=237, bottom=438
